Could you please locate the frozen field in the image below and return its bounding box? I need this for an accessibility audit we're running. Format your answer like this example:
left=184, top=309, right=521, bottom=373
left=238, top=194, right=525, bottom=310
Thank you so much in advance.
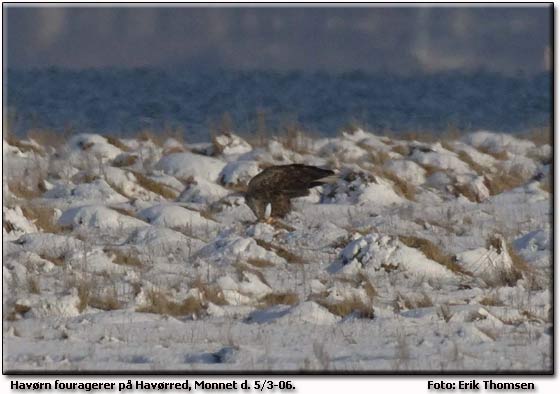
left=2, top=128, right=552, bottom=372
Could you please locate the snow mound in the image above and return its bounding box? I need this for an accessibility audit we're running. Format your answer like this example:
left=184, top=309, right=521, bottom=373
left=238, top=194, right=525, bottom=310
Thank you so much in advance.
left=453, top=174, right=490, bottom=202
left=455, top=235, right=521, bottom=286
left=43, top=179, right=128, bottom=205
left=219, top=161, right=261, bottom=187
left=318, top=139, right=368, bottom=162
left=513, top=229, right=551, bottom=266
left=489, top=181, right=548, bottom=205
left=342, top=129, right=391, bottom=151
left=125, top=226, right=205, bottom=257
left=514, top=230, right=550, bottom=257
left=13, top=233, right=84, bottom=259
left=335, top=233, right=458, bottom=280
left=448, top=141, right=498, bottom=168
left=280, top=301, right=340, bottom=325
left=17, top=292, right=81, bottom=318
left=409, top=142, right=472, bottom=174
left=58, top=205, right=147, bottom=231
left=463, top=131, right=536, bottom=156
left=67, top=133, right=123, bottom=161
left=212, top=133, right=253, bottom=156
left=155, top=152, right=226, bottom=182
left=137, top=204, right=218, bottom=232
left=384, top=159, right=427, bottom=185
left=215, top=272, right=272, bottom=305
left=500, top=155, right=538, bottom=179
left=197, top=232, right=285, bottom=265
left=3, top=206, right=38, bottom=238
left=323, top=170, right=404, bottom=206
left=176, top=176, right=230, bottom=204
left=103, top=167, right=160, bottom=200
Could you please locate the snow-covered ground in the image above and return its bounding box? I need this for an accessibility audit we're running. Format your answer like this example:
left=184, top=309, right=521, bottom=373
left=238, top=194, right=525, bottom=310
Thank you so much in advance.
left=2, top=128, right=552, bottom=372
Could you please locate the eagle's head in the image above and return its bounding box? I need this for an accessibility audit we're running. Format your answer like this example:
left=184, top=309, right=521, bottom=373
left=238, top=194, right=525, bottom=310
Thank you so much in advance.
left=245, top=192, right=268, bottom=221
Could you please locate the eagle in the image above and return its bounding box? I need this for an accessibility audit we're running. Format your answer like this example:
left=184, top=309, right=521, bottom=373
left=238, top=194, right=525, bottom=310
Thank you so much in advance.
left=245, top=164, right=336, bottom=221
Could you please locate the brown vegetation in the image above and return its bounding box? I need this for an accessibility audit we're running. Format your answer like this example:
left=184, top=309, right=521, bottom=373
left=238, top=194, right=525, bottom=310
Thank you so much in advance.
left=399, top=235, right=469, bottom=275
left=523, top=127, right=552, bottom=146
left=246, top=258, right=276, bottom=268
left=104, top=135, right=130, bottom=151
left=7, top=179, right=46, bottom=200
left=20, top=205, right=62, bottom=233
left=483, top=168, right=529, bottom=196
left=476, top=146, right=509, bottom=161
left=456, top=150, right=486, bottom=175
left=373, top=168, right=416, bottom=201
left=104, top=247, right=144, bottom=267
left=137, top=289, right=205, bottom=317
left=255, top=239, right=305, bottom=264
left=259, top=292, right=299, bottom=307
left=391, top=144, right=411, bottom=157
left=112, top=154, right=139, bottom=167
left=317, top=296, right=374, bottom=319
left=131, top=171, right=178, bottom=199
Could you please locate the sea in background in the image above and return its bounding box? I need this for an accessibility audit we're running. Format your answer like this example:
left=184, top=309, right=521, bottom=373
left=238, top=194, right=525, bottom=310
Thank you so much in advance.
left=4, top=68, right=551, bottom=141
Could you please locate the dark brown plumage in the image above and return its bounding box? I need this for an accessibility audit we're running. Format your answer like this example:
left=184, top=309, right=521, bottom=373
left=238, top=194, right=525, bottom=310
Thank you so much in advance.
left=245, top=164, right=335, bottom=221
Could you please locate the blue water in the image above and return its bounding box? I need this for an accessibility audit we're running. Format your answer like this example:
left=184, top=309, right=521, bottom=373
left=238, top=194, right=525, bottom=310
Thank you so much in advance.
left=4, top=68, right=551, bottom=141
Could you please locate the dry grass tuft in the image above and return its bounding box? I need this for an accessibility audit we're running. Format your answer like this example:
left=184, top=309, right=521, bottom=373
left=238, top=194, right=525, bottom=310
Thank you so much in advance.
left=4, top=133, right=44, bottom=154
left=522, top=127, right=552, bottom=146
left=39, top=253, right=66, bottom=266
left=112, top=154, right=138, bottom=167
left=255, top=239, right=305, bottom=264
left=394, top=292, right=434, bottom=312
left=362, top=148, right=391, bottom=166
left=259, top=292, right=299, bottom=307
left=27, top=276, right=41, bottom=294
left=163, top=146, right=186, bottom=155
left=26, top=128, right=68, bottom=148
left=246, top=258, right=276, bottom=268
left=233, top=261, right=270, bottom=287
left=485, top=235, right=532, bottom=286
left=317, top=296, right=374, bottom=319
left=76, top=280, right=92, bottom=312
left=20, top=205, right=62, bottom=233
left=419, top=164, right=440, bottom=178
left=479, top=293, right=504, bottom=307
left=452, top=182, right=480, bottom=203
left=89, top=289, right=122, bottom=311
left=189, top=277, right=227, bottom=306
left=399, top=235, right=469, bottom=275
left=4, top=303, right=32, bottom=321
left=131, top=171, right=178, bottom=199
left=506, top=243, right=532, bottom=278
left=105, top=135, right=130, bottom=151
left=137, top=289, right=206, bottom=317
left=476, top=146, right=509, bottom=161
left=539, top=175, right=551, bottom=193
left=104, top=247, right=144, bottom=267
left=391, top=144, right=411, bottom=157
left=7, top=180, right=46, bottom=200
left=456, top=151, right=486, bottom=175
left=483, top=168, right=529, bottom=196
left=277, top=124, right=313, bottom=154
left=374, top=168, right=416, bottom=201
